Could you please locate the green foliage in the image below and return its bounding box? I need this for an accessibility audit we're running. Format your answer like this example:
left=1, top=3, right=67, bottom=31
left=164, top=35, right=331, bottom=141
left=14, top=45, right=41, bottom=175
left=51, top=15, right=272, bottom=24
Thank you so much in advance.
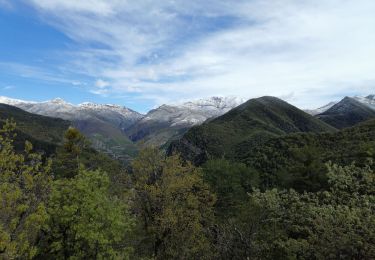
left=0, top=104, right=70, bottom=156
left=202, top=159, right=259, bottom=217
left=216, top=163, right=375, bottom=259
left=39, top=167, right=134, bottom=259
left=169, top=96, right=334, bottom=165
left=1, top=104, right=374, bottom=259
left=132, top=147, right=216, bottom=259
left=0, top=120, right=51, bottom=259
left=52, top=127, right=87, bottom=178
left=239, top=120, right=375, bottom=190
left=0, top=104, right=70, bottom=145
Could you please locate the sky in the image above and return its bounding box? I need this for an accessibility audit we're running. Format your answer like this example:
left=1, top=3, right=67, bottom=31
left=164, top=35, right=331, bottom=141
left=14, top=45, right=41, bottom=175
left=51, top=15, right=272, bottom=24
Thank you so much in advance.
left=0, top=0, right=374, bottom=113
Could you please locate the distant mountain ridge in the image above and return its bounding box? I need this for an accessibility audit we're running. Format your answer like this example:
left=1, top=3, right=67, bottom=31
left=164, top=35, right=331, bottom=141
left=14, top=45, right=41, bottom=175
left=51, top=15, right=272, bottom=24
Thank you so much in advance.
left=0, top=95, right=244, bottom=156
left=306, top=95, right=375, bottom=115
left=305, top=102, right=337, bottom=116
left=317, top=96, right=375, bottom=129
left=125, top=96, right=244, bottom=147
left=168, top=96, right=335, bottom=165
left=0, top=96, right=142, bottom=161
left=0, top=103, right=70, bottom=155
left=1, top=94, right=373, bottom=161
left=0, top=97, right=143, bottom=126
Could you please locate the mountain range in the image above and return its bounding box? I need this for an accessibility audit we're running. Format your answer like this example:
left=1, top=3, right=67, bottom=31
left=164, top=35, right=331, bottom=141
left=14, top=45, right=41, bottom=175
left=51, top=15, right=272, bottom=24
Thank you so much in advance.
left=305, top=95, right=375, bottom=115
left=168, top=96, right=336, bottom=165
left=0, top=96, right=244, bottom=159
left=0, top=103, right=70, bottom=155
left=0, top=96, right=142, bottom=161
left=0, top=94, right=374, bottom=162
left=316, top=96, right=375, bottom=129
left=126, top=96, right=244, bottom=147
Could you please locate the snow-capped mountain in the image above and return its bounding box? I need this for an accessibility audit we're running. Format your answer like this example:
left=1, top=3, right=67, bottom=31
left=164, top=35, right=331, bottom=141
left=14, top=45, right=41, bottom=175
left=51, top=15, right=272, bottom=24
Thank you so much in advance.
left=143, top=96, right=244, bottom=127
left=0, top=96, right=143, bottom=127
left=353, top=95, right=375, bottom=110
left=306, top=95, right=375, bottom=115
left=316, top=96, right=375, bottom=129
left=305, top=102, right=337, bottom=116
left=126, top=96, right=244, bottom=146
left=0, top=96, right=143, bottom=161
left=0, top=95, right=244, bottom=154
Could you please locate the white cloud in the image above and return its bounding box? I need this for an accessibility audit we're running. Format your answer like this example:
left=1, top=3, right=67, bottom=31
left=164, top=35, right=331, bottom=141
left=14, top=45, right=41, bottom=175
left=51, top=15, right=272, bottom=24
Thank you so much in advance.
left=23, top=0, right=375, bottom=108
left=2, top=85, right=15, bottom=90
left=95, top=79, right=110, bottom=88
left=28, top=0, right=119, bottom=15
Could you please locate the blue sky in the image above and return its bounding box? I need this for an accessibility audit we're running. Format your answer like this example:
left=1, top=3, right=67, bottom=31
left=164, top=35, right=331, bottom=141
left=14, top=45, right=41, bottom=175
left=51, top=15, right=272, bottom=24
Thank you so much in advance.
left=0, top=0, right=375, bottom=113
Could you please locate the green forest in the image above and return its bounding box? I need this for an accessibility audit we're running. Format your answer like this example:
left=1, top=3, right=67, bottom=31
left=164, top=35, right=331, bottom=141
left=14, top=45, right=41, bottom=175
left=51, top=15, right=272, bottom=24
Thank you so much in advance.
left=1, top=116, right=374, bottom=259
left=2, top=0, right=375, bottom=258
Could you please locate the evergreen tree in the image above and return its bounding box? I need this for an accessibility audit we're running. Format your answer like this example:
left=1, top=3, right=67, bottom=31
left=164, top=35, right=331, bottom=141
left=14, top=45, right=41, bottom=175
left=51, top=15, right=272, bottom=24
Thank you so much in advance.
left=52, top=127, right=86, bottom=179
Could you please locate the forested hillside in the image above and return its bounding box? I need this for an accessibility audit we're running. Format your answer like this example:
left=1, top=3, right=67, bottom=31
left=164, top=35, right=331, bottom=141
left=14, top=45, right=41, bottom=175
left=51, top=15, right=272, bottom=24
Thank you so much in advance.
left=0, top=103, right=70, bottom=154
left=237, top=119, right=375, bottom=191
left=317, top=97, right=375, bottom=128
left=1, top=119, right=374, bottom=259
left=169, top=96, right=335, bottom=165
left=0, top=99, right=374, bottom=259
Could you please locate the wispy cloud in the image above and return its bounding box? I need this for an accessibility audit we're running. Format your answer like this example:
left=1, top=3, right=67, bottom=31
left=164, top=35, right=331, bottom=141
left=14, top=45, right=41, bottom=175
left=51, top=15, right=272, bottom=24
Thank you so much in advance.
left=19, top=0, right=375, bottom=107
left=2, top=85, right=15, bottom=90
left=0, top=62, right=85, bottom=86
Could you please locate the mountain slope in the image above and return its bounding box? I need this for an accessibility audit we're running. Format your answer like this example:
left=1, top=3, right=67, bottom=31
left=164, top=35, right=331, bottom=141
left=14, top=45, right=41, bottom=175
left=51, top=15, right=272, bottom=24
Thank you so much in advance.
left=305, top=101, right=337, bottom=115
left=169, top=96, right=335, bottom=165
left=305, top=94, right=375, bottom=116
left=126, top=96, right=243, bottom=147
left=0, top=103, right=70, bottom=154
left=0, top=96, right=143, bottom=161
left=317, top=97, right=375, bottom=129
left=353, top=94, right=375, bottom=110
left=236, top=119, right=375, bottom=190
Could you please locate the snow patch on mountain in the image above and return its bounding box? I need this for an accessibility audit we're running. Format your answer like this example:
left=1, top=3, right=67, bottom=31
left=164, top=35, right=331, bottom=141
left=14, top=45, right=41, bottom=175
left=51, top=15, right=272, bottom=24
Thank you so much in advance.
left=305, top=101, right=338, bottom=115
left=143, top=96, right=244, bottom=127
left=353, top=95, right=375, bottom=110
left=0, top=96, right=143, bottom=123
left=306, top=94, right=375, bottom=115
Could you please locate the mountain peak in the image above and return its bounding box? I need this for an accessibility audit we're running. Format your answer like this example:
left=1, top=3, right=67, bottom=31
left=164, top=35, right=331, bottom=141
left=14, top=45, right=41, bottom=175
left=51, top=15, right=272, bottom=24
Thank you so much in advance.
left=168, top=96, right=334, bottom=165
left=48, top=98, right=70, bottom=105
left=0, top=96, right=34, bottom=105
left=317, top=95, right=375, bottom=129
left=179, top=96, right=244, bottom=110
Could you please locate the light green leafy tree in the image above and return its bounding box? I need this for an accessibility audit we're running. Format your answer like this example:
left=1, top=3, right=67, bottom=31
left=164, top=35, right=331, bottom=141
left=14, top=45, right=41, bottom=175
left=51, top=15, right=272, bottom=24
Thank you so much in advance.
left=39, top=167, right=134, bottom=259
left=220, top=162, right=375, bottom=259
left=132, top=147, right=216, bottom=259
left=0, top=120, right=51, bottom=259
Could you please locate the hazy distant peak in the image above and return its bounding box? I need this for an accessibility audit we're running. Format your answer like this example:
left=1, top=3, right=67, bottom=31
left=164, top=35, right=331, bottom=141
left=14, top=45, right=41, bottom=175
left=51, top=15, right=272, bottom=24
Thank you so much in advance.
left=45, top=98, right=73, bottom=106
left=353, top=95, right=375, bottom=110
left=0, top=96, right=35, bottom=105
left=306, top=94, right=375, bottom=115
left=170, top=96, right=244, bottom=110
left=79, top=102, right=122, bottom=109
